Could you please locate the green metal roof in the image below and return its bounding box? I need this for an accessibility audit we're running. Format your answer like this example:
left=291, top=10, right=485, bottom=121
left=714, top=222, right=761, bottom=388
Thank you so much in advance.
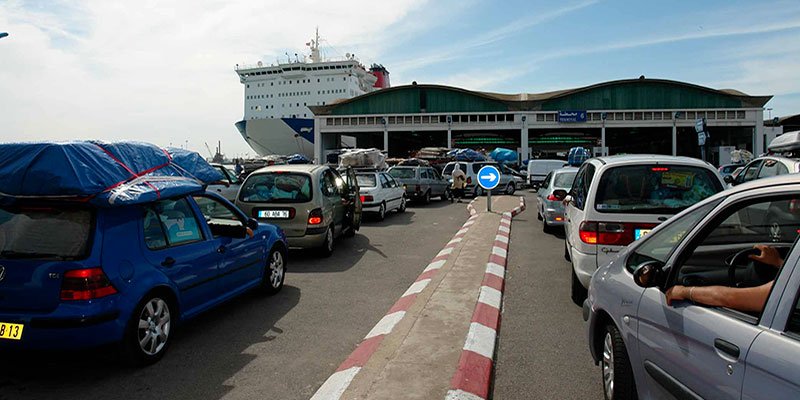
left=308, top=78, right=772, bottom=116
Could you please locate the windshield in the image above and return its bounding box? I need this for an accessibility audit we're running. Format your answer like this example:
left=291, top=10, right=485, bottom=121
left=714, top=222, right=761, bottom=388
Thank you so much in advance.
left=553, top=171, right=577, bottom=188
left=389, top=168, right=416, bottom=179
left=595, top=165, right=723, bottom=214
left=0, top=207, right=93, bottom=260
left=239, top=172, right=312, bottom=203
left=356, top=174, right=377, bottom=187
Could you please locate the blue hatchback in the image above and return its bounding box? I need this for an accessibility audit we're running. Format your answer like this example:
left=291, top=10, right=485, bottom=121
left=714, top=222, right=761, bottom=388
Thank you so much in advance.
left=0, top=192, right=287, bottom=364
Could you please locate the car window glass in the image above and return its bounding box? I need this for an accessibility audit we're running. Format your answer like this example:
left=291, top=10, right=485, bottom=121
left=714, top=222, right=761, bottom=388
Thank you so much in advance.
left=758, top=160, right=781, bottom=179
left=322, top=170, right=339, bottom=196
left=554, top=171, right=577, bottom=188
left=542, top=172, right=553, bottom=189
left=226, top=168, right=241, bottom=184
left=672, top=196, right=800, bottom=318
left=787, top=286, right=800, bottom=335
left=147, top=198, right=203, bottom=247
left=420, top=169, right=429, bottom=179
left=240, top=172, right=312, bottom=203
left=143, top=207, right=168, bottom=250
left=379, top=173, right=390, bottom=188
left=778, top=163, right=789, bottom=175
left=626, top=200, right=721, bottom=273
left=389, top=168, right=415, bottom=179
left=387, top=175, right=398, bottom=188
left=431, top=169, right=441, bottom=180
left=742, top=161, right=763, bottom=182
left=214, top=166, right=230, bottom=184
left=570, top=164, right=588, bottom=210
left=472, top=164, right=483, bottom=174
left=0, top=207, right=93, bottom=259
left=356, top=174, right=377, bottom=187
left=192, top=196, right=244, bottom=238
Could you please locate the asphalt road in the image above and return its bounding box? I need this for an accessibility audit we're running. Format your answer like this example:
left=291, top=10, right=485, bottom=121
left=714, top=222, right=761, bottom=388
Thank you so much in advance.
left=493, top=191, right=602, bottom=399
left=0, top=198, right=468, bottom=400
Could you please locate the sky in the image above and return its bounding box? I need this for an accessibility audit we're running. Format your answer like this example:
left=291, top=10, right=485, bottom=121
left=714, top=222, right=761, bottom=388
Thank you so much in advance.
left=2, top=0, right=800, bottom=158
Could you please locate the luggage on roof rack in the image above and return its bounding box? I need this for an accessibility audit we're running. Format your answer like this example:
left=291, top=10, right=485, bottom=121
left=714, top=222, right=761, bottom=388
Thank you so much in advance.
left=768, top=131, right=800, bottom=153
left=0, top=141, right=223, bottom=207
left=338, top=148, right=387, bottom=170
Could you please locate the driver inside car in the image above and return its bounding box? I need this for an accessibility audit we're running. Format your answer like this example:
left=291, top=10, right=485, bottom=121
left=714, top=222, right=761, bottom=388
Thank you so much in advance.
left=666, top=244, right=783, bottom=312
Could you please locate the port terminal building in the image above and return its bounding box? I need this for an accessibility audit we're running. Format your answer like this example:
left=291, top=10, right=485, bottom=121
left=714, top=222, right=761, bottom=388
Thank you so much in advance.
left=309, top=78, right=773, bottom=165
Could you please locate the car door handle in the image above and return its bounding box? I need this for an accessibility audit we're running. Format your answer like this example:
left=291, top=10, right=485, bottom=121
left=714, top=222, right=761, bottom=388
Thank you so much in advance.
left=714, top=338, right=740, bottom=359
left=217, top=245, right=227, bottom=254
left=161, top=257, right=176, bottom=267
left=217, top=188, right=222, bottom=192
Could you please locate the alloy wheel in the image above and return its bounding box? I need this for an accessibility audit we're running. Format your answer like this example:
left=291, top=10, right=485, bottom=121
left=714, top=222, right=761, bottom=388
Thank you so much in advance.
left=602, top=332, right=615, bottom=399
left=137, top=298, right=171, bottom=356
left=269, top=250, right=284, bottom=288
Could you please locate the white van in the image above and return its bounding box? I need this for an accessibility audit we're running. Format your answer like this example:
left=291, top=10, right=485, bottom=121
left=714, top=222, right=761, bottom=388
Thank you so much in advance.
left=527, top=159, right=567, bottom=188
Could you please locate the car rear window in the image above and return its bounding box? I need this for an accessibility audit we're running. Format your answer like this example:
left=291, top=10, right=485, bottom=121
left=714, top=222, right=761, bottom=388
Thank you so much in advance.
left=720, top=165, right=739, bottom=174
left=554, top=171, right=577, bottom=188
left=389, top=168, right=415, bottom=179
left=356, top=174, right=377, bottom=187
left=240, top=172, right=312, bottom=203
left=0, top=207, right=93, bottom=260
left=594, top=165, right=722, bottom=214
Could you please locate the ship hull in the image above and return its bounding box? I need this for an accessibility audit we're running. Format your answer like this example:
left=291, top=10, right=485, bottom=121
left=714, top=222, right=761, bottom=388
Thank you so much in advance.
left=235, top=118, right=315, bottom=158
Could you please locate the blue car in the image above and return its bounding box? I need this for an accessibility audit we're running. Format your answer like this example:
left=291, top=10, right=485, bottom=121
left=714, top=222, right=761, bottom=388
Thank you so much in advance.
left=0, top=192, right=287, bottom=365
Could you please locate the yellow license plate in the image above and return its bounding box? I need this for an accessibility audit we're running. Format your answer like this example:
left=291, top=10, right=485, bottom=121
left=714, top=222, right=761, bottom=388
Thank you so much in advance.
left=0, top=322, right=24, bottom=340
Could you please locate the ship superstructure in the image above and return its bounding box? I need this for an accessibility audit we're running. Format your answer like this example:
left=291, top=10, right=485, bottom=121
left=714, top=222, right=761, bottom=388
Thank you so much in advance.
left=234, top=29, right=389, bottom=158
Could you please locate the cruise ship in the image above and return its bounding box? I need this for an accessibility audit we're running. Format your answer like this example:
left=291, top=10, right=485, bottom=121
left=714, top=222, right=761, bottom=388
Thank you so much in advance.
left=234, top=30, right=390, bottom=158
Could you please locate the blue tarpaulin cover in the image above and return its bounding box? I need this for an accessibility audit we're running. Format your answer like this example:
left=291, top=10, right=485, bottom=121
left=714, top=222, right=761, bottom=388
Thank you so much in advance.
left=286, top=154, right=311, bottom=164
left=489, top=147, right=518, bottom=163
left=0, top=141, right=223, bottom=206
left=446, top=148, right=486, bottom=161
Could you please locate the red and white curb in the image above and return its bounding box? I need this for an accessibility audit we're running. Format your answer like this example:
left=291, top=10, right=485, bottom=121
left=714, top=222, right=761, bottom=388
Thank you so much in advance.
left=310, top=212, right=481, bottom=400
left=446, top=197, right=525, bottom=400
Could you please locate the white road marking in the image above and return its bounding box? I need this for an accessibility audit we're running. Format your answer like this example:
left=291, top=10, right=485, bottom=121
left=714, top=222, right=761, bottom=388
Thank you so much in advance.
left=478, top=286, right=502, bottom=309
left=424, top=260, right=446, bottom=272
left=492, top=246, right=507, bottom=258
left=402, top=279, right=431, bottom=298
left=494, top=235, right=508, bottom=244
left=462, top=322, right=497, bottom=359
left=445, top=389, right=485, bottom=400
left=364, top=311, right=407, bottom=339
left=485, top=263, right=505, bottom=279
left=438, top=247, right=454, bottom=257
left=310, top=366, right=361, bottom=400
left=498, top=225, right=510, bottom=233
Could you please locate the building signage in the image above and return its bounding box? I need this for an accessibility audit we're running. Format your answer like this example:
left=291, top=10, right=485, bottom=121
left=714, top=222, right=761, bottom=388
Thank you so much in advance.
left=558, top=110, right=587, bottom=123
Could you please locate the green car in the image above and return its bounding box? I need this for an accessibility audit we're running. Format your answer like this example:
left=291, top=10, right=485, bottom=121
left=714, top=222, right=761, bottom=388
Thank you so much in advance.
left=235, top=164, right=362, bottom=256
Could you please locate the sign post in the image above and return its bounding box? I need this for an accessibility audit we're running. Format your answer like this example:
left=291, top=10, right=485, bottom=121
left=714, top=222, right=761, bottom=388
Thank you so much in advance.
left=477, top=165, right=501, bottom=212
left=695, top=118, right=708, bottom=161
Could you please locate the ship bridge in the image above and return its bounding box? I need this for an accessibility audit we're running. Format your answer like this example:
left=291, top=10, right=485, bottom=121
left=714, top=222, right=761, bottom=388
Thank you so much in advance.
left=308, top=78, right=772, bottom=166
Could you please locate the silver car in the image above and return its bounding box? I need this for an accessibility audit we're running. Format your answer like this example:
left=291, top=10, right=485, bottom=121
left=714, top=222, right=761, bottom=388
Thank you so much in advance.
left=388, top=165, right=450, bottom=203
left=208, top=163, right=242, bottom=202
left=584, top=174, right=800, bottom=400
left=535, top=167, right=577, bottom=232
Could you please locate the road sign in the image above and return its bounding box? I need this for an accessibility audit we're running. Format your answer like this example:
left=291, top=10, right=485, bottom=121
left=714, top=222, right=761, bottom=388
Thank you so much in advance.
left=477, top=165, right=501, bottom=190
left=698, top=131, right=707, bottom=146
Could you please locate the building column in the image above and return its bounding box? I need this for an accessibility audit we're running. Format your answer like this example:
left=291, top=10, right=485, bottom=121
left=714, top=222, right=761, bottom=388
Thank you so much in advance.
left=754, top=111, right=765, bottom=155
left=601, top=120, right=607, bottom=156
left=382, top=117, right=389, bottom=153
left=672, top=113, right=678, bottom=156
left=447, top=118, right=452, bottom=149
left=520, top=115, right=529, bottom=162
left=314, top=117, right=322, bottom=164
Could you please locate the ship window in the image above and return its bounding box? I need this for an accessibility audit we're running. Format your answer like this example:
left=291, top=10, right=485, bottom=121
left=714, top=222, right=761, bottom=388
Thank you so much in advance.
left=271, top=82, right=273, bottom=86
left=318, top=79, right=320, bottom=83
left=343, top=77, right=346, bottom=81
left=247, top=84, right=249, bottom=88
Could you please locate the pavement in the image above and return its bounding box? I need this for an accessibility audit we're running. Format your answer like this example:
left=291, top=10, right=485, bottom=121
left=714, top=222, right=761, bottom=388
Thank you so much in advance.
left=311, top=195, right=525, bottom=400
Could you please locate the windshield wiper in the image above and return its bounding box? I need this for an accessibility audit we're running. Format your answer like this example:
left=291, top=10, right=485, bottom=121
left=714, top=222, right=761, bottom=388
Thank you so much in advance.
left=0, top=250, right=67, bottom=260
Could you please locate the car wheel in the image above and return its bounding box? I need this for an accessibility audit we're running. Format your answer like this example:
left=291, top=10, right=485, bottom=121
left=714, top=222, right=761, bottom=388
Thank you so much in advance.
left=571, top=267, right=588, bottom=306
left=474, top=186, right=484, bottom=197
left=262, top=246, right=285, bottom=295
left=319, top=226, right=334, bottom=257
left=602, top=323, right=637, bottom=400
left=441, top=188, right=450, bottom=201
left=564, top=240, right=571, bottom=262
left=423, top=191, right=431, bottom=204
left=537, top=208, right=543, bottom=221
left=124, top=294, right=174, bottom=365
left=398, top=196, right=407, bottom=213
left=505, top=182, right=516, bottom=195
left=543, top=219, right=552, bottom=233
left=377, top=202, right=386, bottom=220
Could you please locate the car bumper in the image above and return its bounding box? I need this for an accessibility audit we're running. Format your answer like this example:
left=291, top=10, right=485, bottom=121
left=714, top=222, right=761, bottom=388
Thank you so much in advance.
left=0, top=298, right=125, bottom=350
left=570, top=246, right=596, bottom=289
left=543, top=208, right=565, bottom=226
left=287, top=231, right=326, bottom=249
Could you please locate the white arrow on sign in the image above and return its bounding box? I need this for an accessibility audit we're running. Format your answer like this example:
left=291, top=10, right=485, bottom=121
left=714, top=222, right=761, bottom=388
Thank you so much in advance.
left=485, top=172, right=497, bottom=182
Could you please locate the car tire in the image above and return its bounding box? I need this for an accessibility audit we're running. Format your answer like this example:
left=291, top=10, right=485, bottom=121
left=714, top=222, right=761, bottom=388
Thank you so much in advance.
left=398, top=196, right=407, bottom=213
left=123, top=293, right=174, bottom=366
left=571, top=267, right=588, bottom=306
left=602, top=323, right=638, bottom=400
left=377, top=202, right=386, bottom=220
left=319, top=226, right=334, bottom=257
left=441, top=188, right=450, bottom=201
left=505, top=182, right=516, bottom=195
left=537, top=208, right=543, bottom=221
left=261, top=246, right=285, bottom=295
left=423, top=191, right=431, bottom=204
left=474, top=186, right=484, bottom=197
left=543, top=219, right=552, bottom=233
left=564, top=240, right=571, bottom=262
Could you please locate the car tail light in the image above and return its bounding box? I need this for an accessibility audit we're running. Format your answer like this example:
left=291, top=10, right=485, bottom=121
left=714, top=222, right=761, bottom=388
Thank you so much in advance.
left=415, top=184, right=421, bottom=192
left=790, top=199, right=800, bottom=214
left=360, top=195, right=374, bottom=203
left=60, top=268, right=117, bottom=301
left=579, top=221, right=657, bottom=246
left=555, top=217, right=563, bottom=221
left=308, top=208, right=323, bottom=225
left=652, top=167, right=669, bottom=172
left=467, top=177, right=472, bottom=184
left=546, top=194, right=559, bottom=201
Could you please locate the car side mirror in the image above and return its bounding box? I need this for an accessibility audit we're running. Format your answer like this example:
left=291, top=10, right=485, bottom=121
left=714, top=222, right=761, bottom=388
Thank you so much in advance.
left=247, top=218, right=259, bottom=230
left=633, top=261, right=663, bottom=288
left=723, top=175, right=734, bottom=184
left=552, top=189, right=568, bottom=201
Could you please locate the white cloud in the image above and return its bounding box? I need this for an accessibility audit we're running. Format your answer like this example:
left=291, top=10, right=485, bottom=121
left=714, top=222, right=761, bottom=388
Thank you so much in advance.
left=0, top=0, right=428, bottom=157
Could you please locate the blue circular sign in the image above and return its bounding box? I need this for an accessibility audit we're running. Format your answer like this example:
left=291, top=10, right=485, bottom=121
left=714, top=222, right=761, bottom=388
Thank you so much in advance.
left=477, top=165, right=501, bottom=190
